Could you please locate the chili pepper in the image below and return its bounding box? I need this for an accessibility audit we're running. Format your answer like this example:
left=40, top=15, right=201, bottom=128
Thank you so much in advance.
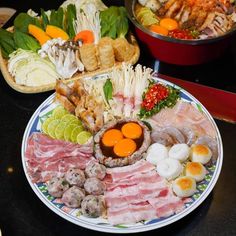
left=142, top=84, right=169, bottom=111
left=169, top=29, right=193, bottom=40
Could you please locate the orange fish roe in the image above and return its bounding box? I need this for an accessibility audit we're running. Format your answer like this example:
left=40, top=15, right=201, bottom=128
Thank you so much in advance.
left=121, top=122, right=142, bottom=139
left=102, top=129, right=123, bottom=147
left=113, top=138, right=137, bottom=157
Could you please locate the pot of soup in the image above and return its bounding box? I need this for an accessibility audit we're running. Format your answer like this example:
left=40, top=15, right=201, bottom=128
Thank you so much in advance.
left=125, top=0, right=236, bottom=65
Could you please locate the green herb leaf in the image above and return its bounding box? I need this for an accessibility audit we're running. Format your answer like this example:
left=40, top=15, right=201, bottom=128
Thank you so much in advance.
left=41, top=8, right=49, bottom=30
left=50, top=7, right=64, bottom=29
left=66, top=4, right=76, bottom=39
left=103, top=79, right=113, bottom=102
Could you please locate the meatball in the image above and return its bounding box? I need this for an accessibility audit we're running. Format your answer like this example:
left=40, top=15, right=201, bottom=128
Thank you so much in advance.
left=62, top=186, right=85, bottom=208
left=47, top=177, right=69, bottom=198
left=65, top=168, right=86, bottom=187
left=81, top=195, right=106, bottom=218
left=85, top=161, right=106, bottom=180
left=84, top=177, right=105, bottom=195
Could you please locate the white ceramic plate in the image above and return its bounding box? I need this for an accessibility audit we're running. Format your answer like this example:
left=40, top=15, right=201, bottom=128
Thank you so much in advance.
left=21, top=74, right=223, bottom=233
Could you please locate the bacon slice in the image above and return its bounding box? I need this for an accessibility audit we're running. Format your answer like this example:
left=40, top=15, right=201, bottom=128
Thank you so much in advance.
left=104, top=160, right=185, bottom=225
left=107, top=202, right=157, bottom=225
left=148, top=190, right=185, bottom=218
left=106, top=160, right=155, bottom=182
left=25, top=132, right=94, bottom=183
left=105, top=170, right=163, bottom=190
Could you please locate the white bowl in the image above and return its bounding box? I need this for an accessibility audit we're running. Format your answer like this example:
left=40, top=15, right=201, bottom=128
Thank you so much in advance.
left=0, top=7, right=16, bottom=27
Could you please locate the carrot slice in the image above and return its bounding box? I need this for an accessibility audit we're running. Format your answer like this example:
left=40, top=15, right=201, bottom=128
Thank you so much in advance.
left=149, top=24, right=169, bottom=36
left=74, top=30, right=95, bottom=44
left=121, top=122, right=142, bottom=139
left=113, top=138, right=137, bottom=157
left=102, top=129, right=123, bottom=147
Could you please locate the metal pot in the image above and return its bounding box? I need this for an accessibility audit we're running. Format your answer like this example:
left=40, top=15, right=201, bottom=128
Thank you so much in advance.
left=125, top=0, right=235, bottom=65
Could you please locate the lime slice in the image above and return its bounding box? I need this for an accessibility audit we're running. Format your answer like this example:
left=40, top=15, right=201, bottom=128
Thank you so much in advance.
left=55, top=121, right=68, bottom=140
left=61, top=114, right=78, bottom=123
left=47, top=119, right=60, bottom=139
left=76, top=131, right=92, bottom=145
left=41, top=116, right=55, bottom=134
left=52, top=106, right=69, bottom=119
left=71, top=126, right=84, bottom=143
left=70, top=118, right=82, bottom=126
left=64, top=124, right=78, bottom=142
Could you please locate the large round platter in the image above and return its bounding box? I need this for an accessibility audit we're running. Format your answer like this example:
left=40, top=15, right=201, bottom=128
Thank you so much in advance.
left=21, top=74, right=223, bottom=233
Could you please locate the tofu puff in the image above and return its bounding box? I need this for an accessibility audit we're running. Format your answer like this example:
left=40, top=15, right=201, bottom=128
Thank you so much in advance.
left=78, top=37, right=135, bottom=72
left=79, top=44, right=99, bottom=72
left=97, top=37, right=115, bottom=69
left=112, top=38, right=135, bottom=62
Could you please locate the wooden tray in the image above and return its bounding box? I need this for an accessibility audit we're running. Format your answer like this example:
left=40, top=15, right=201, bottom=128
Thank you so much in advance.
left=0, top=33, right=140, bottom=94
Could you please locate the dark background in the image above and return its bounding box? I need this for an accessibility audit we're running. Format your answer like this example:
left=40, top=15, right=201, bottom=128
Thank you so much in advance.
left=0, top=0, right=236, bottom=235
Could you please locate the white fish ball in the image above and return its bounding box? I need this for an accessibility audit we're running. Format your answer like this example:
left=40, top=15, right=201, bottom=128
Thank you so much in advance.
left=146, top=143, right=168, bottom=165
left=169, top=143, right=190, bottom=162
left=156, top=158, right=183, bottom=180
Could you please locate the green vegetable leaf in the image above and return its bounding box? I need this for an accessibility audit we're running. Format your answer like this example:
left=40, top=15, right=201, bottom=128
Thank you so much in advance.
left=100, top=6, right=129, bottom=39
left=0, top=28, right=16, bottom=58
left=66, top=4, right=76, bottom=39
left=50, top=7, right=64, bottom=29
left=103, top=79, right=113, bottom=102
left=14, top=12, right=41, bottom=33
left=116, top=7, right=129, bottom=38
left=13, top=30, right=40, bottom=52
left=41, top=8, right=49, bottom=30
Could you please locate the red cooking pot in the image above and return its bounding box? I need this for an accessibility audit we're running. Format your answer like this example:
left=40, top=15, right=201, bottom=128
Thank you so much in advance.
left=125, top=0, right=235, bottom=65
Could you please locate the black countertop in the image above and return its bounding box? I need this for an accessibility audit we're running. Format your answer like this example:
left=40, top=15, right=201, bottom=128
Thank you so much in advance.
left=0, top=1, right=236, bottom=235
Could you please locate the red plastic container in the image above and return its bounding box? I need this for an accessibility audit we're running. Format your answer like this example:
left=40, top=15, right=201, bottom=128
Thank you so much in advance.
left=125, top=0, right=234, bottom=65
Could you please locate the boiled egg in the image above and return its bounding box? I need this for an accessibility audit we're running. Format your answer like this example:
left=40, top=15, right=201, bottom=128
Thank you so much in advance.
left=160, top=18, right=178, bottom=31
